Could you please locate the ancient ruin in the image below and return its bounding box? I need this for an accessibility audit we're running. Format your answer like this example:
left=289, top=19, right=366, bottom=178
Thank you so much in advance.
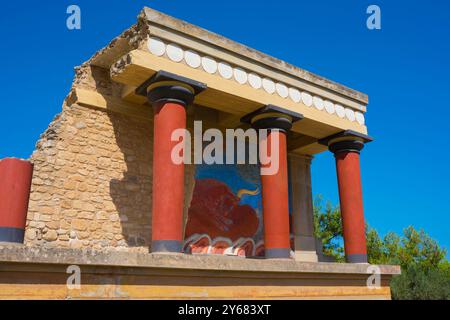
left=0, top=7, right=400, bottom=299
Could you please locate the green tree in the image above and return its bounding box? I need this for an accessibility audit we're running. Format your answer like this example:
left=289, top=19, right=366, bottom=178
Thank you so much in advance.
left=313, top=195, right=344, bottom=262
left=440, top=260, right=450, bottom=278
left=366, top=227, right=386, bottom=264
left=313, top=195, right=450, bottom=300
left=383, top=232, right=401, bottom=264
left=390, top=264, right=450, bottom=300
left=395, top=226, right=446, bottom=269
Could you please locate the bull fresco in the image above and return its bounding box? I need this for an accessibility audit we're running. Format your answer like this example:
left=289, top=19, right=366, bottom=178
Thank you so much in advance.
left=184, top=163, right=266, bottom=257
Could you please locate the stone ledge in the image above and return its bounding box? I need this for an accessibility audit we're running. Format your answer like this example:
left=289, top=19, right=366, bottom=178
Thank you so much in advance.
left=0, top=245, right=401, bottom=276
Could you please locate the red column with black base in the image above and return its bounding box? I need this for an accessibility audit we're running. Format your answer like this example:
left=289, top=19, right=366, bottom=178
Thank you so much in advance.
left=260, top=130, right=291, bottom=259
left=151, top=101, right=187, bottom=253
left=329, top=139, right=368, bottom=263
left=0, top=158, right=33, bottom=244
left=242, top=105, right=303, bottom=259
left=140, top=71, right=206, bottom=253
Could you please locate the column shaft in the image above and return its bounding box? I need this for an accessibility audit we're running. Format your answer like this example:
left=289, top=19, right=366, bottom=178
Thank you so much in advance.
left=335, top=151, right=367, bottom=263
left=151, top=102, right=186, bottom=253
left=241, top=105, right=302, bottom=259
left=139, top=71, right=206, bottom=254
left=260, top=131, right=291, bottom=258
left=289, top=154, right=318, bottom=262
left=0, top=158, right=33, bottom=243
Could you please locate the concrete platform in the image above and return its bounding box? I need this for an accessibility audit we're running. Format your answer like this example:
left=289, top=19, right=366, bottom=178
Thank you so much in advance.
left=0, top=245, right=400, bottom=300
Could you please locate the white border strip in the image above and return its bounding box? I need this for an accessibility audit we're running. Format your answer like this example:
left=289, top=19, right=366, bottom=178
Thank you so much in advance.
left=148, top=37, right=366, bottom=126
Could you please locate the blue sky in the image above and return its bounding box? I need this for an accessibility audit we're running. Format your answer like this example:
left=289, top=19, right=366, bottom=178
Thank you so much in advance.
left=1, top=1, right=449, bottom=253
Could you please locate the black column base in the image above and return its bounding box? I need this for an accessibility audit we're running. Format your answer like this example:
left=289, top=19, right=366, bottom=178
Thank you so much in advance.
left=151, top=240, right=183, bottom=253
left=0, top=227, right=24, bottom=244
left=265, top=248, right=291, bottom=259
left=346, top=254, right=368, bottom=263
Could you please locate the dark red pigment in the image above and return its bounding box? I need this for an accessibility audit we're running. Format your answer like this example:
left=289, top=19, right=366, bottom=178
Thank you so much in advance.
left=185, top=179, right=259, bottom=242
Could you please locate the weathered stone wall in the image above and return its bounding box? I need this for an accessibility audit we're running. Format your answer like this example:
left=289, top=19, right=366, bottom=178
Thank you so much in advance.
left=24, top=62, right=195, bottom=252
left=26, top=101, right=151, bottom=252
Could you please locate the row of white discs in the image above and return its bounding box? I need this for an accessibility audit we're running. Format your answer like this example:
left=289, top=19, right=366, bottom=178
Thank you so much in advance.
left=147, top=37, right=365, bottom=126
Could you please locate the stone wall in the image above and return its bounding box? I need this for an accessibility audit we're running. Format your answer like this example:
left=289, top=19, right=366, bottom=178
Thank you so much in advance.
left=26, top=101, right=150, bottom=252
left=24, top=62, right=195, bottom=252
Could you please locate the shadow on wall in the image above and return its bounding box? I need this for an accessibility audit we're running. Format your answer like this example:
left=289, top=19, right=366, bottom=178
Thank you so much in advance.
left=108, top=111, right=154, bottom=249
left=80, top=65, right=155, bottom=250
left=106, top=95, right=197, bottom=251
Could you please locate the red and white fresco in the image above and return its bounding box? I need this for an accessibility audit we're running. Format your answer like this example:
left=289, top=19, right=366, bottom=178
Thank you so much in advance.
left=183, top=163, right=265, bottom=257
left=184, top=163, right=297, bottom=258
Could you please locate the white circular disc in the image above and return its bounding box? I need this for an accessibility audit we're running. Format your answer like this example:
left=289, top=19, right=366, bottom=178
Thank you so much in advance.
left=335, top=104, right=345, bottom=118
left=313, top=96, right=324, bottom=110
left=345, top=108, right=356, bottom=122
left=147, top=37, right=166, bottom=56
left=166, top=43, right=184, bottom=62
left=276, top=83, right=289, bottom=98
left=201, top=56, right=218, bottom=74
left=301, top=92, right=313, bottom=107
left=233, top=67, right=248, bottom=84
left=184, top=50, right=201, bottom=68
left=324, top=100, right=335, bottom=114
left=248, top=73, right=262, bottom=89
left=218, top=62, right=233, bottom=79
left=262, top=78, right=276, bottom=94
left=355, top=112, right=365, bottom=125
left=289, top=88, right=301, bottom=103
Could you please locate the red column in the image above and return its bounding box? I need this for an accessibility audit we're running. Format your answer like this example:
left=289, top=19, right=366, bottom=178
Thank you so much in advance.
left=141, top=71, right=206, bottom=253
left=0, top=158, right=33, bottom=243
left=335, top=150, right=368, bottom=263
left=151, top=102, right=186, bottom=253
left=260, top=131, right=291, bottom=258
left=241, top=105, right=302, bottom=259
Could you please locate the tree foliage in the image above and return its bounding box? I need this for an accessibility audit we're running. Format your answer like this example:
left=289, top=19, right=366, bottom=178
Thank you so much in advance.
left=313, top=195, right=344, bottom=262
left=390, top=264, right=450, bottom=300
left=313, top=195, right=449, bottom=300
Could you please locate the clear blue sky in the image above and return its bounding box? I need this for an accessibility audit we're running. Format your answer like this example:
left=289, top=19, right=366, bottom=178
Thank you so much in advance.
left=1, top=1, right=449, bottom=253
